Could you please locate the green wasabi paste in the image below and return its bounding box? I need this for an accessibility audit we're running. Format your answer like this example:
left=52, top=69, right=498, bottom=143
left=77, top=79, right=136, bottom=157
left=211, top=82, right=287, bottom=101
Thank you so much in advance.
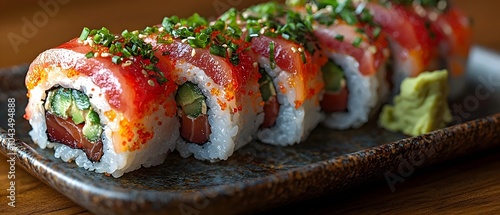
left=379, top=70, right=452, bottom=136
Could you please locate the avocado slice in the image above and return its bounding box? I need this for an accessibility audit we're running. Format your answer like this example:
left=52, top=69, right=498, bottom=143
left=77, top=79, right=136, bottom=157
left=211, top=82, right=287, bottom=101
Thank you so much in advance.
left=46, top=87, right=103, bottom=142
left=69, top=102, right=85, bottom=124
left=322, top=60, right=345, bottom=93
left=176, top=82, right=207, bottom=118
left=82, top=110, right=102, bottom=142
left=176, top=82, right=205, bottom=106
left=182, top=99, right=207, bottom=118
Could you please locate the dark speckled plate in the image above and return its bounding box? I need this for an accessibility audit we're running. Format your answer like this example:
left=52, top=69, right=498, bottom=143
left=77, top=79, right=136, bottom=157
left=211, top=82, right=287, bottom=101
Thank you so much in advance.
left=2, top=46, right=500, bottom=215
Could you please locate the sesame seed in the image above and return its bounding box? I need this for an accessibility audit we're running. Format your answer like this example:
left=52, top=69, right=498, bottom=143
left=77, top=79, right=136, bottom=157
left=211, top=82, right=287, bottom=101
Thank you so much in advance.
left=227, top=48, right=233, bottom=57
left=368, top=46, right=377, bottom=54
left=298, top=47, right=303, bottom=52
left=122, top=60, right=133, bottom=67
left=101, top=52, right=110, bottom=57
left=438, top=1, right=448, bottom=11
left=191, top=49, right=196, bottom=57
left=260, top=27, right=266, bottom=35
left=383, top=49, right=390, bottom=58
left=428, top=11, right=439, bottom=22
left=148, top=80, right=155, bottom=87
left=222, top=44, right=228, bottom=48
left=158, top=27, right=165, bottom=32
left=291, top=47, right=298, bottom=53
left=93, top=52, right=99, bottom=58
left=326, top=5, right=334, bottom=13
left=138, top=34, right=146, bottom=39
left=142, top=70, right=148, bottom=75
left=242, top=12, right=250, bottom=19
left=253, top=62, right=258, bottom=68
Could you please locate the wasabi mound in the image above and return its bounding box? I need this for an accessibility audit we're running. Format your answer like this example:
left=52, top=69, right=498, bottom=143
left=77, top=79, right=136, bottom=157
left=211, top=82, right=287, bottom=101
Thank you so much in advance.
left=379, top=70, right=452, bottom=136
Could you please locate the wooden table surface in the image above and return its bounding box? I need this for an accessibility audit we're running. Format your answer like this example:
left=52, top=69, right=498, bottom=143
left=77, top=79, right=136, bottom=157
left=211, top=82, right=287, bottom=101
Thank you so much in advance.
left=1, top=0, right=500, bottom=214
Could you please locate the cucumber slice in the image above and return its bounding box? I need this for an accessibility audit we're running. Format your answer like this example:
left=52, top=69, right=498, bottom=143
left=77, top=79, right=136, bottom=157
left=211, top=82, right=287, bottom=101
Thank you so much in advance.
left=322, top=60, right=345, bottom=92
left=50, top=88, right=72, bottom=118
left=72, top=89, right=91, bottom=110
left=258, top=67, right=276, bottom=102
left=86, top=110, right=101, bottom=124
left=82, top=123, right=102, bottom=142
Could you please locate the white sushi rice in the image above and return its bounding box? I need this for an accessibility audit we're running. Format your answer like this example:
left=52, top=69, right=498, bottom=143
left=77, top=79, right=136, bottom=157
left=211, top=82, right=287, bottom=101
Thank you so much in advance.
left=322, top=53, right=381, bottom=129
left=256, top=57, right=323, bottom=146
left=174, top=61, right=263, bottom=161
left=26, top=64, right=179, bottom=177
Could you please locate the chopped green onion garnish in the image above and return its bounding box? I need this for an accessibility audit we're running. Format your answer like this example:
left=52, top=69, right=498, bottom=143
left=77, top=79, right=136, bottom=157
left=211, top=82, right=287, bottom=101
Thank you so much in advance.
left=269, top=41, right=276, bottom=70
left=210, top=45, right=227, bottom=58
left=79, top=27, right=90, bottom=41
left=230, top=53, right=240, bottom=66
left=373, top=27, right=382, bottom=39
left=111, top=55, right=122, bottom=64
left=300, top=51, right=306, bottom=64
left=352, top=37, right=363, bottom=48
left=335, top=34, right=345, bottom=42
left=339, top=10, right=358, bottom=25
left=85, top=51, right=94, bottom=58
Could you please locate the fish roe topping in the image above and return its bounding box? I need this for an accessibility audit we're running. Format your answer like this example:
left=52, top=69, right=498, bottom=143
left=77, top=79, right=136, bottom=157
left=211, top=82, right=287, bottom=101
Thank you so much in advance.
left=104, top=110, right=117, bottom=121
left=117, top=118, right=154, bottom=152
left=65, top=69, right=79, bottom=78
left=26, top=65, right=47, bottom=90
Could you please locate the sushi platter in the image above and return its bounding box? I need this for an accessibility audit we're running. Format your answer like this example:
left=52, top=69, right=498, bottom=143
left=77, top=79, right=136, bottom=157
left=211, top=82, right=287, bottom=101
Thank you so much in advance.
left=1, top=0, right=500, bottom=214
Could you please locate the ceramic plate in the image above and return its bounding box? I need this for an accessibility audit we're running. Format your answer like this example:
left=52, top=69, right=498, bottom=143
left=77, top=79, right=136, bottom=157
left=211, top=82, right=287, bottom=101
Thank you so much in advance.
left=1, top=46, right=500, bottom=215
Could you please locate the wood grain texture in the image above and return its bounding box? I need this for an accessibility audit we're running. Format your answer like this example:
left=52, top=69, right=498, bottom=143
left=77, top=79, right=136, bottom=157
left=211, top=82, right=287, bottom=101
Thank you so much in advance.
left=1, top=148, right=499, bottom=214
left=0, top=154, right=90, bottom=214
left=267, top=147, right=500, bottom=214
left=1, top=0, right=499, bottom=214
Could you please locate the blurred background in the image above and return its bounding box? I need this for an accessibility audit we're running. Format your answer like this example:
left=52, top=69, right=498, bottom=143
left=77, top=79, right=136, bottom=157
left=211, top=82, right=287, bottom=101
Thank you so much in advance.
left=0, top=0, right=495, bottom=67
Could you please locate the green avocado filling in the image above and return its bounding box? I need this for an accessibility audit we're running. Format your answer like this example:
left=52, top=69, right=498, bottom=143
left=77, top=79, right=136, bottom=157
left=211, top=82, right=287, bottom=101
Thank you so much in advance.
left=379, top=70, right=452, bottom=136
left=321, top=60, right=345, bottom=93
left=176, top=82, right=207, bottom=119
left=45, top=87, right=102, bottom=142
left=258, top=67, right=277, bottom=102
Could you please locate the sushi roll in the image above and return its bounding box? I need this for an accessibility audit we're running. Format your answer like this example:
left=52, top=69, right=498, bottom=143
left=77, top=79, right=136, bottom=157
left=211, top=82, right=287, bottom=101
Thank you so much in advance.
left=223, top=3, right=325, bottom=145
left=24, top=27, right=179, bottom=177
left=383, top=0, right=472, bottom=98
left=142, top=14, right=263, bottom=160
left=289, top=1, right=390, bottom=129
left=362, top=0, right=440, bottom=92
